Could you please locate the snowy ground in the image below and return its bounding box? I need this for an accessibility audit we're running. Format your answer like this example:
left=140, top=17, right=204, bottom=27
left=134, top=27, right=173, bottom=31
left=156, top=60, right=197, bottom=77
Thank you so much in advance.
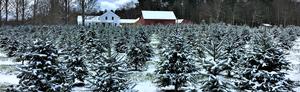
left=0, top=57, right=20, bottom=66
left=0, top=50, right=19, bottom=91
left=133, top=33, right=160, bottom=92
left=0, top=74, right=19, bottom=84
left=134, top=81, right=158, bottom=92
left=0, top=52, right=6, bottom=57
left=286, top=38, right=300, bottom=91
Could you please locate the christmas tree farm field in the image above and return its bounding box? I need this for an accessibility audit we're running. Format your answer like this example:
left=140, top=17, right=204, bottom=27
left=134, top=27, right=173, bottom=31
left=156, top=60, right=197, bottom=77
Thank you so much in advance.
left=0, top=24, right=300, bottom=91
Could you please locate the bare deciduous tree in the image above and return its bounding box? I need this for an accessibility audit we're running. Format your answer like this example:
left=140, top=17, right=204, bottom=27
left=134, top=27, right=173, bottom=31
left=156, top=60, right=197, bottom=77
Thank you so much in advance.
left=21, top=0, right=25, bottom=22
left=0, top=0, right=2, bottom=25
left=79, top=0, right=97, bottom=26
left=64, top=0, right=71, bottom=24
left=5, top=0, right=8, bottom=23
left=80, top=0, right=85, bottom=26
left=15, top=0, right=20, bottom=22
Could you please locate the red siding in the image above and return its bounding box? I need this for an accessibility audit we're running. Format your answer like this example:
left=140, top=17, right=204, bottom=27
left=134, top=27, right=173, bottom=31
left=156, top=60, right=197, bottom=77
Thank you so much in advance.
left=182, top=19, right=193, bottom=24
left=138, top=17, right=176, bottom=25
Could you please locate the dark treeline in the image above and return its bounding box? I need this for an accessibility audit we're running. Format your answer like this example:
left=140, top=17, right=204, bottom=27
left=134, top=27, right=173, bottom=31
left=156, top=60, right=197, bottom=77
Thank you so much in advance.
left=1, top=0, right=300, bottom=26
left=0, top=0, right=76, bottom=25
left=118, top=0, right=300, bottom=26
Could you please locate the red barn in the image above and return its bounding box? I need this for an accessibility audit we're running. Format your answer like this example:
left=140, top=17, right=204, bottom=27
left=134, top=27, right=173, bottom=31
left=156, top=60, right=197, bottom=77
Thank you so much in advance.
left=137, top=10, right=177, bottom=25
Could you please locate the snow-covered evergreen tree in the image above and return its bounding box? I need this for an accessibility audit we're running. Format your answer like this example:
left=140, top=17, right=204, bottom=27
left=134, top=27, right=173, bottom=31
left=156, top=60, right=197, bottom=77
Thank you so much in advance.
left=115, top=28, right=130, bottom=53
left=223, top=29, right=248, bottom=77
left=5, top=39, right=19, bottom=57
left=198, top=40, right=237, bottom=92
left=115, top=37, right=128, bottom=53
left=87, top=55, right=134, bottom=91
left=137, top=30, right=152, bottom=58
left=81, top=30, right=106, bottom=64
left=197, top=26, right=240, bottom=91
left=14, top=39, right=70, bottom=91
left=238, top=28, right=295, bottom=91
left=155, top=35, right=196, bottom=91
left=0, top=37, right=9, bottom=48
left=82, top=28, right=135, bottom=91
left=139, top=31, right=150, bottom=43
left=127, top=42, right=147, bottom=71
left=126, top=31, right=152, bottom=71
left=240, top=28, right=251, bottom=43
left=64, top=45, right=88, bottom=87
left=277, top=27, right=297, bottom=50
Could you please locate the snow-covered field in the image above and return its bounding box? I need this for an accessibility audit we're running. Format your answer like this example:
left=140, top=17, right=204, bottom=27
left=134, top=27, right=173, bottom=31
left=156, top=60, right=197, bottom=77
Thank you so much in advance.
left=0, top=74, right=19, bottom=84
left=286, top=38, right=300, bottom=91
left=72, top=35, right=300, bottom=92
left=133, top=81, right=158, bottom=92
left=0, top=53, right=6, bottom=57
left=1, top=34, right=300, bottom=91
left=0, top=51, right=19, bottom=91
left=0, top=58, right=20, bottom=66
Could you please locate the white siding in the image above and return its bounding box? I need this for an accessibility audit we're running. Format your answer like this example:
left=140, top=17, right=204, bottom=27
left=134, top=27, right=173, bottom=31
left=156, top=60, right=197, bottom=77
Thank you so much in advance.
left=98, top=11, right=120, bottom=26
left=77, top=11, right=121, bottom=26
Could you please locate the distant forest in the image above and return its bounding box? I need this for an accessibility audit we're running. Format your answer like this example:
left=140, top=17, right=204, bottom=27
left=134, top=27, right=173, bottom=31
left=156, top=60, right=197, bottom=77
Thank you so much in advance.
left=1, top=0, right=300, bottom=26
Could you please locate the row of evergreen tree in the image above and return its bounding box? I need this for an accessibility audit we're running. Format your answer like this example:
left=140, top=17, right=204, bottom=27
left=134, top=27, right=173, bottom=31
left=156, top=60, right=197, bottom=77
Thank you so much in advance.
left=155, top=24, right=299, bottom=91
left=0, top=26, right=152, bottom=91
left=0, top=24, right=299, bottom=91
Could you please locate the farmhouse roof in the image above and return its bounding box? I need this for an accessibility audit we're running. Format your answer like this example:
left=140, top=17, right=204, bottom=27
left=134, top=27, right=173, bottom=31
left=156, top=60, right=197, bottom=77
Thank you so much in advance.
left=141, top=10, right=177, bottom=20
left=100, top=11, right=120, bottom=18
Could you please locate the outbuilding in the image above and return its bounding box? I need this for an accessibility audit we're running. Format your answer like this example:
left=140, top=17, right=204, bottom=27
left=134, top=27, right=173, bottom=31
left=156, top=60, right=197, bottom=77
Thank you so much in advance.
left=120, top=18, right=140, bottom=25
left=137, top=10, right=177, bottom=25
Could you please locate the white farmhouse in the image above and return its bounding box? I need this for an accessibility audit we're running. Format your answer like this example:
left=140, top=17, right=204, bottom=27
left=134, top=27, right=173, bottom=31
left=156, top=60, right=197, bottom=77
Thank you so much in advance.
left=77, top=10, right=121, bottom=26
left=98, top=11, right=121, bottom=26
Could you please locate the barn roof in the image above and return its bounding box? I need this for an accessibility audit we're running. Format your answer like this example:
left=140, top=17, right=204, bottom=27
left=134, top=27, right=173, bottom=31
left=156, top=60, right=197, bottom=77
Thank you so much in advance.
left=141, top=10, right=177, bottom=20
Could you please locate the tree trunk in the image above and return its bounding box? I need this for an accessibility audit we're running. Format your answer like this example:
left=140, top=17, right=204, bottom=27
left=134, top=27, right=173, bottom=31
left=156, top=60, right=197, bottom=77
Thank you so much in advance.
left=81, top=0, right=85, bottom=26
left=175, top=83, right=179, bottom=92
left=214, top=1, right=222, bottom=23
left=251, top=10, right=256, bottom=26
left=21, top=0, right=25, bottom=23
left=49, top=0, right=61, bottom=24
left=232, top=2, right=237, bottom=24
left=135, top=64, right=138, bottom=71
left=15, top=0, right=19, bottom=22
left=33, top=0, right=37, bottom=24
left=0, top=0, right=2, bottom=26
left=227, top=70, right=232, bottom=77
left=64, top=0, right=69, bottom=25
left=5, top=0, right=9, bottom=24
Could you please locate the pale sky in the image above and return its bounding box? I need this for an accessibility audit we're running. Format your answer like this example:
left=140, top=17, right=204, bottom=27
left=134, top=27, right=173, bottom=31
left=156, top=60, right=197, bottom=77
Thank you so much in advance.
left=96, top=0, right=139, bottom=11
left=1, top=0, right=139, bottom=19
